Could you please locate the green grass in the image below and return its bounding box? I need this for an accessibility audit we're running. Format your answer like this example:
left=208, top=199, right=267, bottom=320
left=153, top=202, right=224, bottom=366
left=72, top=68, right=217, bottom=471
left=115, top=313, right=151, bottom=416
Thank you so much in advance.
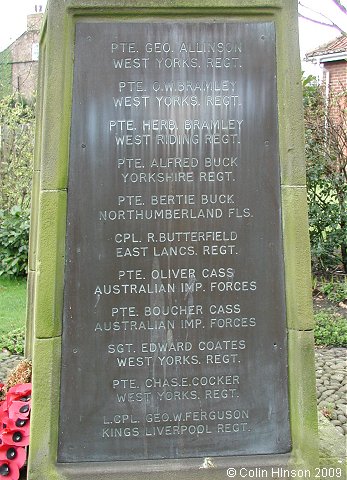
left=314, top=310, right=347, bottom=347
left=0, top=276, right=27, bottom=336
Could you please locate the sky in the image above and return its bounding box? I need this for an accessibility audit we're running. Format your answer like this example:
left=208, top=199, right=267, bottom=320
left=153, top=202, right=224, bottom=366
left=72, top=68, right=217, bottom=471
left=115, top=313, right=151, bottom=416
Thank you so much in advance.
left=299, top=0, right=347, bottom=76
left=0, top=0, right=47, bottom=51
left=0, top=0, right=346, bottom=75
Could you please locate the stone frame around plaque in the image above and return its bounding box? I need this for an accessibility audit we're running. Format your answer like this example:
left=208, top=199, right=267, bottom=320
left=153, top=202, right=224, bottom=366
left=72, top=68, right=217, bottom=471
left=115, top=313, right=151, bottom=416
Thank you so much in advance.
left=26, top=1, right=318, bottom=479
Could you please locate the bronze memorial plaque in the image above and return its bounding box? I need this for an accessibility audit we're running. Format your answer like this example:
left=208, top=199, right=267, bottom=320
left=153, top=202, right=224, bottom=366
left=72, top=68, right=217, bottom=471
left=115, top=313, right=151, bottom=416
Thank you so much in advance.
left=58, top=21, right=290, bottom=462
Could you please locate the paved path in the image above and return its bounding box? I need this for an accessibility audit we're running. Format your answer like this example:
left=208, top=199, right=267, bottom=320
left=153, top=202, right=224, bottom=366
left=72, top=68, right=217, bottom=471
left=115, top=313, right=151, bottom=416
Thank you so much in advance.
left=0, top=351, right=23, bottom=385
left=315, top=347, right=347, bottom=436
left=1, top=347, right=346, bottom=435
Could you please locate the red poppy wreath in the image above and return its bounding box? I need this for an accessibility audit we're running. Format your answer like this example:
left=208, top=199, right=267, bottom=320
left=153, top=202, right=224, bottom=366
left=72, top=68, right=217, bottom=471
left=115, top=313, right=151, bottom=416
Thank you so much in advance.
left=0, top=383, right=31, bottom=480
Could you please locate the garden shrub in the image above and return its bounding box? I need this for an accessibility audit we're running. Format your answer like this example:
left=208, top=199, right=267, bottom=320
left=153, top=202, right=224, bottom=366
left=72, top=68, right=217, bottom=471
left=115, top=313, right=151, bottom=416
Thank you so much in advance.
left=303, top=76, right=347, bottom=274
left=314, top=311, right=347, bottom=347
left=0, top=327, right=25, bottom=356
left=0, top=207, right=30, bottom=277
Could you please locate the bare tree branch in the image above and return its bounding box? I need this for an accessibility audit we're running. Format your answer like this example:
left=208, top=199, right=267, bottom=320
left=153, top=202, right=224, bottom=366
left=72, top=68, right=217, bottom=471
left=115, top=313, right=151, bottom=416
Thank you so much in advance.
left=332, top=0, right=347, bottom=16
left=299, top=1, right=347, bottom=36
left=304, top=80, right=347, bottom=272
left=299, top=13, right=337, bottom=29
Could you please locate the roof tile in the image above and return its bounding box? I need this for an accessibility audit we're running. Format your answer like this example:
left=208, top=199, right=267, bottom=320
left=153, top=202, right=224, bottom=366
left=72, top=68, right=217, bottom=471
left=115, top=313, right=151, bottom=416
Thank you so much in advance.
left=306, top=35, right=347, bottom=58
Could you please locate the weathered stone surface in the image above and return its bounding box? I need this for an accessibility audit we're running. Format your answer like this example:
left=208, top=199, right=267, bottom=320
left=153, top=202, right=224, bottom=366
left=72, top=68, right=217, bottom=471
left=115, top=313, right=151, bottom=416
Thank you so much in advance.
left=27, top=0, right=319, bottom=477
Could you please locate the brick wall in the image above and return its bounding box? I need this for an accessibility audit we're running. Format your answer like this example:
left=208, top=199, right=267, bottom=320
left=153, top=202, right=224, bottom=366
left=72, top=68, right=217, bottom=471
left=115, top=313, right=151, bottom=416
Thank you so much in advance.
left=10, top=29, right=40, bottom=99
left=0, top=13, right=43, bottom=100
left=322, top=60, right=347, bottom=156
left=323, top=60, right=347, bottom=94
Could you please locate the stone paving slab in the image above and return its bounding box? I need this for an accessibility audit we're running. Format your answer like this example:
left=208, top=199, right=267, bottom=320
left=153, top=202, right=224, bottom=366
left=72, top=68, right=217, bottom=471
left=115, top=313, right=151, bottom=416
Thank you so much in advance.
left=318, top=412, right=346, bottom=464
left=0, top=350, right=23, bottom=384
left=316, top=348, right=347, bottom=436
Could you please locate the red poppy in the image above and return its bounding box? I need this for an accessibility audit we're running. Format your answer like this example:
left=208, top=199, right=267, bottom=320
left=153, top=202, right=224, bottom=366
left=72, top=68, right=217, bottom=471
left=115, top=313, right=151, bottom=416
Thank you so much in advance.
left=0, top=460, right=19, bottom=480
left=1, top=425, right=29, bottom=448
left=0, top=383, right=31, bottom=479
left=6, top=386, right=31, bottom=415
left=7, top=385, right=31, bottom=399
left=3, top=419, right=30, bottom=439
left=0, top=403, right=9, bottom=429
left=0, top=445, right=26, bottom=469
left=8, top=402, right=30, bottom=421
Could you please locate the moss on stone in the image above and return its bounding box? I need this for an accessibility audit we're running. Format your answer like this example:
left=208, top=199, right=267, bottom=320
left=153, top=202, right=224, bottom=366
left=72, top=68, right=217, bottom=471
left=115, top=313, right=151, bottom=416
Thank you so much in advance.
left=288, top=330, right=319, bottom=468
left=282, top=186, right=314, bottom=331
left=27, top=337, right=63, bottom=479
left=28, top=0, right=319, bottom=477
left=35, top=190, right=66, bottom=338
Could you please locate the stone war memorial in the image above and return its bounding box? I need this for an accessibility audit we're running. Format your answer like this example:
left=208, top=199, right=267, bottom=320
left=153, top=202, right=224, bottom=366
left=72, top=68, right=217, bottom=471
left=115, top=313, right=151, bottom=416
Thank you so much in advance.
left=27, top=0, right=319, bottom=478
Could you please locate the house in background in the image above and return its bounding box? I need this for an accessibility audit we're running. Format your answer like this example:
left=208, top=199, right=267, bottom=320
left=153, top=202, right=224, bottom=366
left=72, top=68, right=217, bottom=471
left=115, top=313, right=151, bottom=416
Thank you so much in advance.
left=0, top=6, right=43, bottom=100
left=305, top=35, right=347, bottom=94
